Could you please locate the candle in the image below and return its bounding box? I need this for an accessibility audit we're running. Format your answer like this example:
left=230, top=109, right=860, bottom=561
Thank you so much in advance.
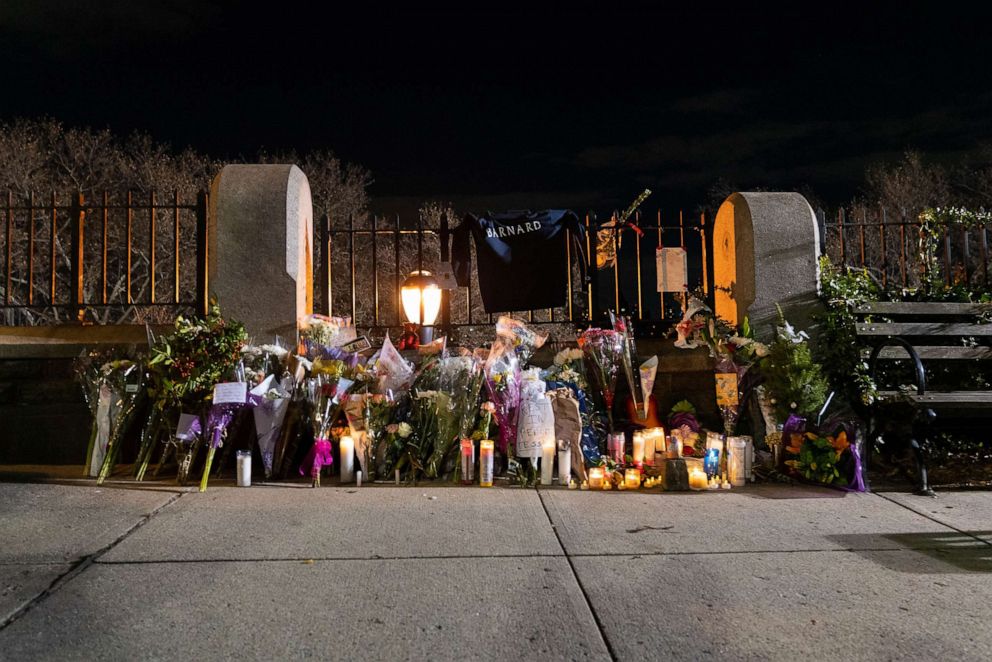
left=588, top=466, right=605, bottom=489
left=540, top=437, right=555, bottom=485
left=654, top=427, right=667, bottom=452
left=580, top=481, right=589, bottom=491
left=568, top=479, right=578, bottom=490
left=479, top=440, right=494, bottom=487
left=558, top=444, right=571, bottom=486
left=356, top=470, right=363, bottom=487
left=394, top=469, right=400, bottom=485
left=704, top=448, right=720, bottom=478
left=632, top=432, right=645, bottom=465
left=728, top=437, right=746, bottom=487
left=624, top=468, right=641, bottom=489
left=339, top=435, right=355, bottom=483
left=236, top=450, right=251, bottom=487
left=607, top=433, right=625, bottom=464
left=688, top=467, right=708, bottom=491
left=460, top=438, right=475, bottom=485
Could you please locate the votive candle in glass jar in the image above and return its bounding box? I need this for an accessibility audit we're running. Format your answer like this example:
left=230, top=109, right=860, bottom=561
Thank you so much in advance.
left=339, top=435, right=355, bottom=483
left=540, top=437, right=555, bottom=485
left=632, top=431, right=645, bottom=465
left=588, top=466, right=605, bottom=489
left=624, top=468, right=641, bottom=489
left=236, top=450, right=251, bottom=487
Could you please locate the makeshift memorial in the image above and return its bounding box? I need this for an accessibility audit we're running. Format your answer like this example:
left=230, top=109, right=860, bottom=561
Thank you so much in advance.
left=200, top=380, right=249, bottom=492
left=90, top=360, right=145, bottom=484
left=578, top=327, right=624, bottom=433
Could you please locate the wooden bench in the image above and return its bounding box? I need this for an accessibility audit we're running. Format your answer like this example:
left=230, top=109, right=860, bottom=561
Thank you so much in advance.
left=855, top=301, right=992, bottom=496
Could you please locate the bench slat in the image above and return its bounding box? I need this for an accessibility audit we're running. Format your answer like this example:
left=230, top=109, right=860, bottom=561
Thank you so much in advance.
left=878, top=391, right=992, bottom=409
left=854, top=302, right=992, bottom=316
left=862, top=346, right=992, bottom=360
left=876, top=391, right=992, bottom=408
left=856, top=323, right=992, bottom=336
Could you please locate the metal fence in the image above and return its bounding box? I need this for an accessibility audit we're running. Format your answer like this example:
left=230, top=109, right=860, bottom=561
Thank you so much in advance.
left=318, top=209, right=714, bottom=342
left=819, top=207, right=992, bottom=290
left=0, top=190, right=209, bottom=325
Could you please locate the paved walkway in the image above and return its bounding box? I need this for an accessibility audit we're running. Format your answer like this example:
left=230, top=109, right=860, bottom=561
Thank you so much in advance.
left=0, top=476, right=990, bottom=661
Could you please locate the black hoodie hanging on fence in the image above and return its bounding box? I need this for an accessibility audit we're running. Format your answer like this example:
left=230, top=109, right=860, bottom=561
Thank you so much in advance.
left=451, top=210, right=585, bottom=313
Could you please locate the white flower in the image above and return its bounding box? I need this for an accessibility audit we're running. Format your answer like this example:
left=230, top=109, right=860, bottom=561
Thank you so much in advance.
left=753, top=343, right=769, bottom=358
left=397, top=422, right=413, bottom=438
left=790, top=402, right=798, bottom=409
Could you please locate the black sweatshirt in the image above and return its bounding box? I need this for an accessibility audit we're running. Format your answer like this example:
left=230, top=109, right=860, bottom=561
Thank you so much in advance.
left=451, top=210, right=586, bottom=313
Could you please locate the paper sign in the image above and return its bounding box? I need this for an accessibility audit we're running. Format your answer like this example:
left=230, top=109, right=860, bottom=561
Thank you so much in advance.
left=213, top=381, right=247, bottom=405
left=656, top=247, right=688, bottom=293
left=715, top=373, right=739, bottom=407
left=176, top=413, right=201, bottom=441
left=328, top=326, right=358, bottom=348
left=435, top=262, right=459, bottom=290
left=341, top=335, right=372, bottom=353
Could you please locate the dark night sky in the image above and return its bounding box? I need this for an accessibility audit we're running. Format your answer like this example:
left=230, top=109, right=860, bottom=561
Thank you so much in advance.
left=2, top=1, right=992, bottom=214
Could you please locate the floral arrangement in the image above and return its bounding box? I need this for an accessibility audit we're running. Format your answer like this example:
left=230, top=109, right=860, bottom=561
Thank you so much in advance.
left=578, top=328, right=624, bottom=433
left=785, top=429, right=851, bottom=486
left=543, top=347, right=588, bottom=391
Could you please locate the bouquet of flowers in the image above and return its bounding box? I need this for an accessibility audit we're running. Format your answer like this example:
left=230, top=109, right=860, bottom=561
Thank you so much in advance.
left=199, top=380, right=251, bottom=492
left=79, top=358, right=145, bottom=483
left=483, top=340, right=522, bottom=460
left=141, top=306, right=247, bottom=481
left=168, top=413, right=203, bottom=486
left=250, top=373, right=294, bottom=478
left=578, top=328, right=624, bottom=433
left=496, top=316, right=548, bottom=366
left=299, top=314, right=353, bottom=355
left=301, top=365, right=355, bottom=487
left=542, top=347, right=588, bottom=391
left=398, top=388, right=440, bottom=482
left=426, top=355, right=483, bottom=479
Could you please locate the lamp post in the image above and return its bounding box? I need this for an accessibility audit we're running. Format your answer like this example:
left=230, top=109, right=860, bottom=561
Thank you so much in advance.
left=401, top=270, right=442, bottom=345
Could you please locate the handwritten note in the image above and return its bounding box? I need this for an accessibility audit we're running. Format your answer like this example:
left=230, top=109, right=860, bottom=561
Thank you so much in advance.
left=213, top=381, right=247, bottom=405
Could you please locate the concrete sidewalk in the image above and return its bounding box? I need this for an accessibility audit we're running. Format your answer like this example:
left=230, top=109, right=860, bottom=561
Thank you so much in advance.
left=0, top=478, right=990, bottom=661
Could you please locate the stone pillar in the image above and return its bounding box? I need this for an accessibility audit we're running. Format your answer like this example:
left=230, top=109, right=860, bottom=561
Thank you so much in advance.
left=209, top=164, right=313, bottom=338
left=713, top=192, right=820, bottom=339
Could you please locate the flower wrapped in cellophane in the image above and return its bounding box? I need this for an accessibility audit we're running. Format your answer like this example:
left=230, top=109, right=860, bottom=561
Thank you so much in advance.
left=495, top=316, right=548, bottom=366
left=578, top=328, right=624, bottom=434
left=199, top=380, right=250, bottom=492
left=483, top=340, right=522, bottom=461
left=426, top=355, right=484, bottom=479
left=301, top=360, right=355, bottom=487
left=249, top=373, right=295, bottom=479
left=75, top=356, right=145, bottom=482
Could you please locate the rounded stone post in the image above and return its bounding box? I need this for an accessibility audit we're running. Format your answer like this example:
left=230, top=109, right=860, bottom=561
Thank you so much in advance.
left=209, top=164, right=313, bottom=338
left=713, top=192, right=821, bottom=339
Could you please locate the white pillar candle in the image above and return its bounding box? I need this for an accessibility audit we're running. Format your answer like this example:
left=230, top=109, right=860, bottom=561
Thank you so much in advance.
left=395, top=469, right=400, bottom=485
left=653, top=427, right=667, bottom=453
left=339, top=435, right=355, bottom=483
left=236, top=450, right=251, bottom=487
left=558, top=445, right=571, bottom=486
left=479, top=440, right=494, bottom=487
left=540, top=437, right=555, bottom=485
left=356, top=470, right=362, bottom=487
left=631, top=431, right=645, bottom=465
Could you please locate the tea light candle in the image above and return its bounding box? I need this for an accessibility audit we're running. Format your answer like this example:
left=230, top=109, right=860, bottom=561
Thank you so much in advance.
left=580, top=481, right=589, bottom=491
left=624, top=468, right=641, bottom=489
left=479, top=440, right=494, bottom=487
left=568, top=479, right=578, bottom=490
left=588, top=466, right=605, bottom=489
left=631, top=432, right=645, bottom=465
left=339, top=435, right=355, bottom=483
left=540, top=437, right=555, bottom=485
